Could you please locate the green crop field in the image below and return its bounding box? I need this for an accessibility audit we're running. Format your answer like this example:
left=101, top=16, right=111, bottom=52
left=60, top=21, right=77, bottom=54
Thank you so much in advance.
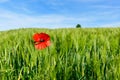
left=0, top=28, right=120, bottom=80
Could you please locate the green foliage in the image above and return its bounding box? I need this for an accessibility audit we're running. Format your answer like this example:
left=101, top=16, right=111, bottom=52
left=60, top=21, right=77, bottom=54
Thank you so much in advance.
left=0, top=28, right=120, bottom=80
left=76, top=24, right=81, bottom=28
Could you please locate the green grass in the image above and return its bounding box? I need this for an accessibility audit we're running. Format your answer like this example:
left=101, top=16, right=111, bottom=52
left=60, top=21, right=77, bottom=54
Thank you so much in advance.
left=0, top=28, right=120, bottom=80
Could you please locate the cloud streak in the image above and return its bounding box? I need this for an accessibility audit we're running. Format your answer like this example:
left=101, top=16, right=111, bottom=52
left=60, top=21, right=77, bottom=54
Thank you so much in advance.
left=0, top=9, right=93, bottom=30
left=91, top=5, right=120, bottom=9
left=0, top=7, right=120, bottom=31
left=0, top=0, right=9, bottom=3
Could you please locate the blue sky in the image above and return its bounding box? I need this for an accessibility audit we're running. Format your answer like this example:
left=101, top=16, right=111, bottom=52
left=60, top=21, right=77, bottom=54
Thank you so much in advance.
left=0, top=0, right=120, bottom=31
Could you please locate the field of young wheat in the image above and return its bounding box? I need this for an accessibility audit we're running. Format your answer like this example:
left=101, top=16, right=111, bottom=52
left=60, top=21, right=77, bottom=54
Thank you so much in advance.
left=0, top=28, right=120, bottom=80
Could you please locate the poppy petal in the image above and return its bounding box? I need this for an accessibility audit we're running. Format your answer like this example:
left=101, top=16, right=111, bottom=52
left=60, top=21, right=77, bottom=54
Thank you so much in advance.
left=33, top=32, right=51, bottom=50
left=35, top=43, right=47, bottom=50
left=33, top=33, right=40, bottom=42
left=46, top=40, right=51, bottom=46
left=39, top=33, right=50, bottom=41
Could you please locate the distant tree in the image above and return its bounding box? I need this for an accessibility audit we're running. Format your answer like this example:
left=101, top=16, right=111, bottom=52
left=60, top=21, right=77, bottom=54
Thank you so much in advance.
left=76, top=24, right=81, bottom=28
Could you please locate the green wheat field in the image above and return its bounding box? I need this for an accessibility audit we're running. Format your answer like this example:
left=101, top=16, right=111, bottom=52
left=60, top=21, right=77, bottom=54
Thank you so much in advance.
left=0, top=28, right=120, bottom=80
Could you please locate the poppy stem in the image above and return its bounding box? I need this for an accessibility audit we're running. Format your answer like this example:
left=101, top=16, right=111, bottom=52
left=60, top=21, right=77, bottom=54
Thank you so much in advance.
left=48, top=46, right=51, bottom=75
left=48, top=47, right=50, bottom=54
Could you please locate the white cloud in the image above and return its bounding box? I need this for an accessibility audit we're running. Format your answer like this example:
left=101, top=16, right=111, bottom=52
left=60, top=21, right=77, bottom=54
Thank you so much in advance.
left=67, top=0, right=103, bottom=3
left=100, top=22, right=120, bottom=27
left=0, top=7, right=120, bottom=31
left=0, top=0, right=10, bottom=3
left=92, top=5, right=120, bottom=9
left=0, top=9, right=77, bottom=30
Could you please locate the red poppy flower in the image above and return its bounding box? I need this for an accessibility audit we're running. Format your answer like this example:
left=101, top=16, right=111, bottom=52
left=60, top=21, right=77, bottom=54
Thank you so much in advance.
left=33, top=32, right=51, bottom=50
